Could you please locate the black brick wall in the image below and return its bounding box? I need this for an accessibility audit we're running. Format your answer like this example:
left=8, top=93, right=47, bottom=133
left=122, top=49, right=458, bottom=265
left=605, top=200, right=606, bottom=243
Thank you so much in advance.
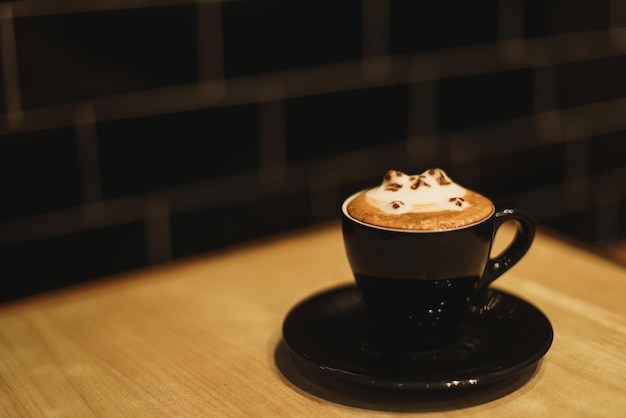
left=1, top=0, right=625, bottom=302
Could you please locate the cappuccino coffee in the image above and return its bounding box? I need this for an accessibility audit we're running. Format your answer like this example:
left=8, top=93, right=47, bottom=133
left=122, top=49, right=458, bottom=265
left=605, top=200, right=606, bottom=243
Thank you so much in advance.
left=341, top=169, right=535, bottom=349
left=345, top=168, right=494, bottom=230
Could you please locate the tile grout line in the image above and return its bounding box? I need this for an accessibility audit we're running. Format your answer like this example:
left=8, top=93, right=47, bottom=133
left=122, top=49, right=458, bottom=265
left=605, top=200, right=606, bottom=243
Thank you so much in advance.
left=196, top=0, right=224, bottom=82
left=257, top=82, right=288, bottom=192
left=497, top=0, right=524, bottom=40
left=361, top=0, right=391, bottom=79
left=0, top=5, right=22, bottom=130
left=406, top=80, right=439, bottom=165
left=144, top=197, right=173, bottom=265
left=74, top=103, right=104, bottom=206
left=496, top=0, right=525, bottom=64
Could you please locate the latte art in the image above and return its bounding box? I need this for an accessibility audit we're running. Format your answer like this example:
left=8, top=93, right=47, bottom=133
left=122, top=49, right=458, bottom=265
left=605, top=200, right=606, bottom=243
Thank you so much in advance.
left=345, top=168, right=494, bottom=230
left=366, top=168, right=469, bottom=214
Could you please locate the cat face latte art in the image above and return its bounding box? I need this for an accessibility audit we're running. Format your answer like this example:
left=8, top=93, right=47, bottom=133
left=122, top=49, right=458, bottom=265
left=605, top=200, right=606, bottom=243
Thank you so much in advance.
left=345, top=168, right=494, bottom=231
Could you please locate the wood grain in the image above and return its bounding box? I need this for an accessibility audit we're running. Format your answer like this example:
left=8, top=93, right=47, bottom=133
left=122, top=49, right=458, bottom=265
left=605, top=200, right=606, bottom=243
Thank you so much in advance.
left=1, top=222, right=625, bottom=417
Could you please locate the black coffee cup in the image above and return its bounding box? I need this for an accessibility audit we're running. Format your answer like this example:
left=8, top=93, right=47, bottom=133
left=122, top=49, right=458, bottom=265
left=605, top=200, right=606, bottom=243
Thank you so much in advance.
left=341, top=193, right=535, bottom=351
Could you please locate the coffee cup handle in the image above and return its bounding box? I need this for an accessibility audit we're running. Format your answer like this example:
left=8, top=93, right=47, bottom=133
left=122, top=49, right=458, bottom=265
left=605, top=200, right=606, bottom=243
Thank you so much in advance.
left=478, top=207, right=536, bottom=291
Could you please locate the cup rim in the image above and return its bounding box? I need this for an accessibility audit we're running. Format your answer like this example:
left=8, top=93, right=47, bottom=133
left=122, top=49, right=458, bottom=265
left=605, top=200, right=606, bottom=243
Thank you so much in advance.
left=341, top=191, right=495, bottom=233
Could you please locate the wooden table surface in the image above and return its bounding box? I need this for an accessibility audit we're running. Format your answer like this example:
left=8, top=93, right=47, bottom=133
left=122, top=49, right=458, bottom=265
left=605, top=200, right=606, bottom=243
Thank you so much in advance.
left=1, top=221, right=625, bottom=417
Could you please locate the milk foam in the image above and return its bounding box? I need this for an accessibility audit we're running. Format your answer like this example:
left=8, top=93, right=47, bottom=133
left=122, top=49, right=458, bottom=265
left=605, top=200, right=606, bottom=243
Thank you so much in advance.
left=365, top=168, right=470, bottom=214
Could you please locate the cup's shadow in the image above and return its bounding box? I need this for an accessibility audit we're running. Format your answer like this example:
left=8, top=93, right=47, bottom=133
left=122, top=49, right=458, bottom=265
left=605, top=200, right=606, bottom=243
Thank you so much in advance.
left=274, top=338, right=540, bottom=412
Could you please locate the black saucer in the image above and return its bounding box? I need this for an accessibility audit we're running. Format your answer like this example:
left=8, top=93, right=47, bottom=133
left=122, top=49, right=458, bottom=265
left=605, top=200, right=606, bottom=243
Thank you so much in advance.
left=282, top=284, right=553, bottom=391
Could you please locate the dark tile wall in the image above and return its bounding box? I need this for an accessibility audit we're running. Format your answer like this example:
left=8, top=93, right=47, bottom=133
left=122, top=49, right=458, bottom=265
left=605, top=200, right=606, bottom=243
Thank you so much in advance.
left=170, top=191, right=312, bottom=259
left=2, top=221, right=146, bottom=301
left=438, top=69, right=534, bottom=132
left=222, top=0, right=362, bottom=76
left=285, top=85, right=409, bottom=163
left=524, top=0, right=611, bottom=36
left=559, top=55, right=626, bottom=107
left=97, top=105, right=259, bottom=198
left=14, top=5, right=198, bottom=108
left=390, top=2, right=499, bottom=51
left=0, top=127, right=80, bottom=221
left=480, top=142, right=568, bottom=198
left=1, top=0, right=625, bottom=303
left=590, top=130, right=626, bottom=174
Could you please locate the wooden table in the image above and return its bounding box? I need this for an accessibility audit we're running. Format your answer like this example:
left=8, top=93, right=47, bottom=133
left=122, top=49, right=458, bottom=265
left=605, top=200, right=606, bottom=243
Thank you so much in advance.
left=1, top=222, right=625, bottom=417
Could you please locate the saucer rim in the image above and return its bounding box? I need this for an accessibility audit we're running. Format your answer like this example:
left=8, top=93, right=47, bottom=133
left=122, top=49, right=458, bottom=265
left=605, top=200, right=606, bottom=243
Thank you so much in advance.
left=282, top=283, right=553, bottom=391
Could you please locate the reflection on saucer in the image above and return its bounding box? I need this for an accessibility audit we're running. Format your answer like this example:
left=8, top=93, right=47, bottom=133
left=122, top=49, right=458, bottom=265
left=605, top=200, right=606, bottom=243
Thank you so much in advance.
left=282, top=284, right=553, bottom=392
left=275, top=338, right=542, bottom=412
